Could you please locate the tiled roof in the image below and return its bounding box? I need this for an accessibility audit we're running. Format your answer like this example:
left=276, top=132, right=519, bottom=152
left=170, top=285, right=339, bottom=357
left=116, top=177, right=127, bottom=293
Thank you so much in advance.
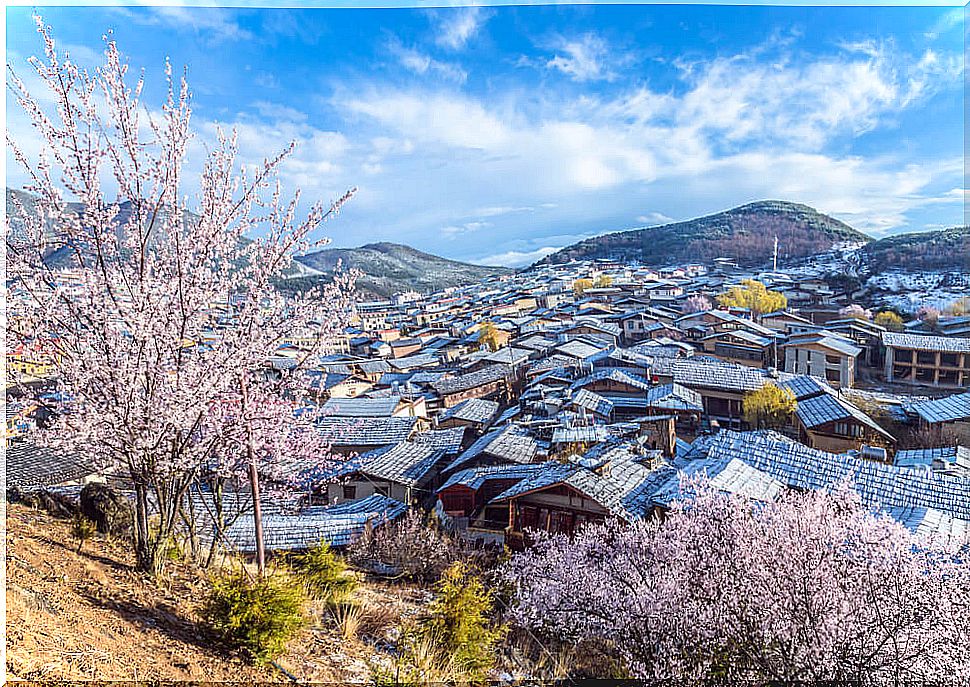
left=653, top=455, right=784, bottom=505
left=214, top=494, right=408, bottom=552
left=411, top=427, right=466, bottom=454
left=571, top=388, right=615, bottom=417
left=882, top=332, right=970, bottom=353
left=5, top=441, right=97, bottom=490
left=894, top=446, right=970, bottom=473
left=910, top=392, right=970, bottom=424
left=490, top=447, right=673, bottom=522
left=322, top=396, right=401, bottom=418
left=886, top=506, right=970, bottom=550
left=327, top=441, right=445, bottom=486
left=795, top=393, right=893, bottom=438
left=515, top=335, right=558, bottom=352
left=560, top=319, right=622, bottom=337
left=783, top=332, right=862, bottom=357
left=445, top=424, right=539, bottom=472
left=439, top=398, right=500, bottom=425
left=685, top=431, right=970, bottom=520
left=700, top=329, right=773, bottom=347
left=777, top=374, right=833, bottom=401
left=358, top=360, right=392, bottom=374
left=482, top=347, right=532, bottom=366
left=388, top=354, right=440, bottom=370
left=317, top=416, right=417, bottom=446
left=673, top=359, right=766, bottom=392
left=529, top=354, right=579, bottom=374
left=487, top=462, right=580, bottom=502
left=438, top=462, right=549, bottom=492
left=432, top=364, right=510, bottom=396
left=551, top=425, right=611, bottom=444
left=570, top=368, right=652, bottom=392
left=644, top=383, right=703, bottom=412
left=555, top=340, right=608, bottom=360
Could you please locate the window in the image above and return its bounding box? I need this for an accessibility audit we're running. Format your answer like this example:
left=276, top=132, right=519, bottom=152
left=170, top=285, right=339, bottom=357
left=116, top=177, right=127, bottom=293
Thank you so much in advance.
left=917, top=351, right=937, bottom=366
left=834, top=422, right=862, bottom=437
left=342, top=484, right=357, bottom=500
left=373, top=484, right=389, bottom=497
left=825, top=355, right=841, bottom=365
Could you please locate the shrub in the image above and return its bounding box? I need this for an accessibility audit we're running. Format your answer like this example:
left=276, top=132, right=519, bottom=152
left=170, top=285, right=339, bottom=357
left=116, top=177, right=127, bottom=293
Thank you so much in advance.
left=348, top=510, right=460, bottom=582
left=418, top=561, right=506, bottom=678
left=203, top=570, right=307, bottom=664
left=374, top=562, right=505, bottom=685
left=70, top=513, right=96, bottom=553
left=284, top=541, right=357, bottom=605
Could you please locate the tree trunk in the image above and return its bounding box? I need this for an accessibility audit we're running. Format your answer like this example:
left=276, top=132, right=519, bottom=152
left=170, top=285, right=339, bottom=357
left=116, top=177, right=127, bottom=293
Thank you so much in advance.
left=131, top=476, right=180, bottom=576
left=132, top=481, right=161, bottom=575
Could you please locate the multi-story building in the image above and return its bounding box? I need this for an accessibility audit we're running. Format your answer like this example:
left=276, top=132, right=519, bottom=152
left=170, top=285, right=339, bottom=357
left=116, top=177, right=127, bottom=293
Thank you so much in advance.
left=782, top=331, right=861, bottom=388
left=882, top=332, right=970, bottom=388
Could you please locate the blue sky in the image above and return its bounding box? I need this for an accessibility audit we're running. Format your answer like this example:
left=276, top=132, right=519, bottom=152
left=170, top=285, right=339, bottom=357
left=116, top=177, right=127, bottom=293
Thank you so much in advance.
left=6, top=4, right=967, bottom=266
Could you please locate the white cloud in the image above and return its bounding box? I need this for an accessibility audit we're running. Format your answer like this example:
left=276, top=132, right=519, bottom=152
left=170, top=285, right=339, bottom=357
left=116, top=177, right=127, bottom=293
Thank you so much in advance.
left=331, top=33, right=963, bottom=247
left=477, top=246, right=559, bottom=268
left=109, top=7, right=252, bottom=43
left=342, top=91, right=513, bottom=150
left=433, top=7, right=490, bottom=50
left=924, top=8, right=966, bottom=40
left=473, top=206, right=536, bottom=217
left=9, top=22, right=964, bottom=264
left=389, top=42, right=467, bottom=83
left=441, top=220, right=491, bottom=238
left=546, top=33, right=624, bottom=82
left=252, top=101, right=308, bottom=122
left=636, top=212, right=674, bottom=225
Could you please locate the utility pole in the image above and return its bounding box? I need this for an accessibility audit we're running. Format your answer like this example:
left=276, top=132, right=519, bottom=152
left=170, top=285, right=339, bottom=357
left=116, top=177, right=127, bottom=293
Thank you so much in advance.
left=773, top=235, right=779, bottom=272
left=239, top=372, right=266, bottom=576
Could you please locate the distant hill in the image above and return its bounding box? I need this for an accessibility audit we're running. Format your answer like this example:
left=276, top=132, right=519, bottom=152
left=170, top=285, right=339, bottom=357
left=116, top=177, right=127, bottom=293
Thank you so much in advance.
left=536, top=200, right=870, bottom=267
left=293, top=242, right=512, bottom=298
left=861, top=226, right=970, bottom=273
left=8, top=189, right=504, bottom=293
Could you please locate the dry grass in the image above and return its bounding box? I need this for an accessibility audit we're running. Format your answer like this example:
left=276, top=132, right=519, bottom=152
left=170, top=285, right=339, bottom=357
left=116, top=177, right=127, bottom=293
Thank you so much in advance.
left=5, top=503, right=430, bottom=683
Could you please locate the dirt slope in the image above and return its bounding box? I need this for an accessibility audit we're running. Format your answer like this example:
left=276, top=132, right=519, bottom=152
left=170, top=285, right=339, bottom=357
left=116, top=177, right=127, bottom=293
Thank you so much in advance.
left=5, top=503, right=426, bottom=683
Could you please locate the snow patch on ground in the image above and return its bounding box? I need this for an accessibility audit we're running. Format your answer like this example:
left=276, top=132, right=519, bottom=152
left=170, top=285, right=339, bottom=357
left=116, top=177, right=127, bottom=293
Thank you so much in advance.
left=866, top=270, right=970, bottom=313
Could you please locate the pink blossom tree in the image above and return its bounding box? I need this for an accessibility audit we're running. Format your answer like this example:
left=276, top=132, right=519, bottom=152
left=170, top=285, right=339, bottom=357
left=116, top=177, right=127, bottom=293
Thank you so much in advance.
left=503, top=482, right=970, bottom=681
left=681, top=294, right=712, bottom=314
left=839, top=303, right=872, bottom=320
left=6, top=19, right=356, bottom=574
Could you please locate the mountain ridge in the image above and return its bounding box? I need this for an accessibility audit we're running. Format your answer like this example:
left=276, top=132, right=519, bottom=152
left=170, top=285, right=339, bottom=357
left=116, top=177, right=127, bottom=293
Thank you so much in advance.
left=293, top=241, right=512, bottom=298
left=862, top=225, right=970, bottom=273
left=535, top=200, right=870, bottom=268
left=6, top=188, right=510, bottom=297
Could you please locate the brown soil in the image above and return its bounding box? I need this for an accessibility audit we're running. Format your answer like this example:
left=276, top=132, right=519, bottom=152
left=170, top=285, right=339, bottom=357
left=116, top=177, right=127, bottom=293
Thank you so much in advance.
left=5, top=502, right=429, bottom=683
